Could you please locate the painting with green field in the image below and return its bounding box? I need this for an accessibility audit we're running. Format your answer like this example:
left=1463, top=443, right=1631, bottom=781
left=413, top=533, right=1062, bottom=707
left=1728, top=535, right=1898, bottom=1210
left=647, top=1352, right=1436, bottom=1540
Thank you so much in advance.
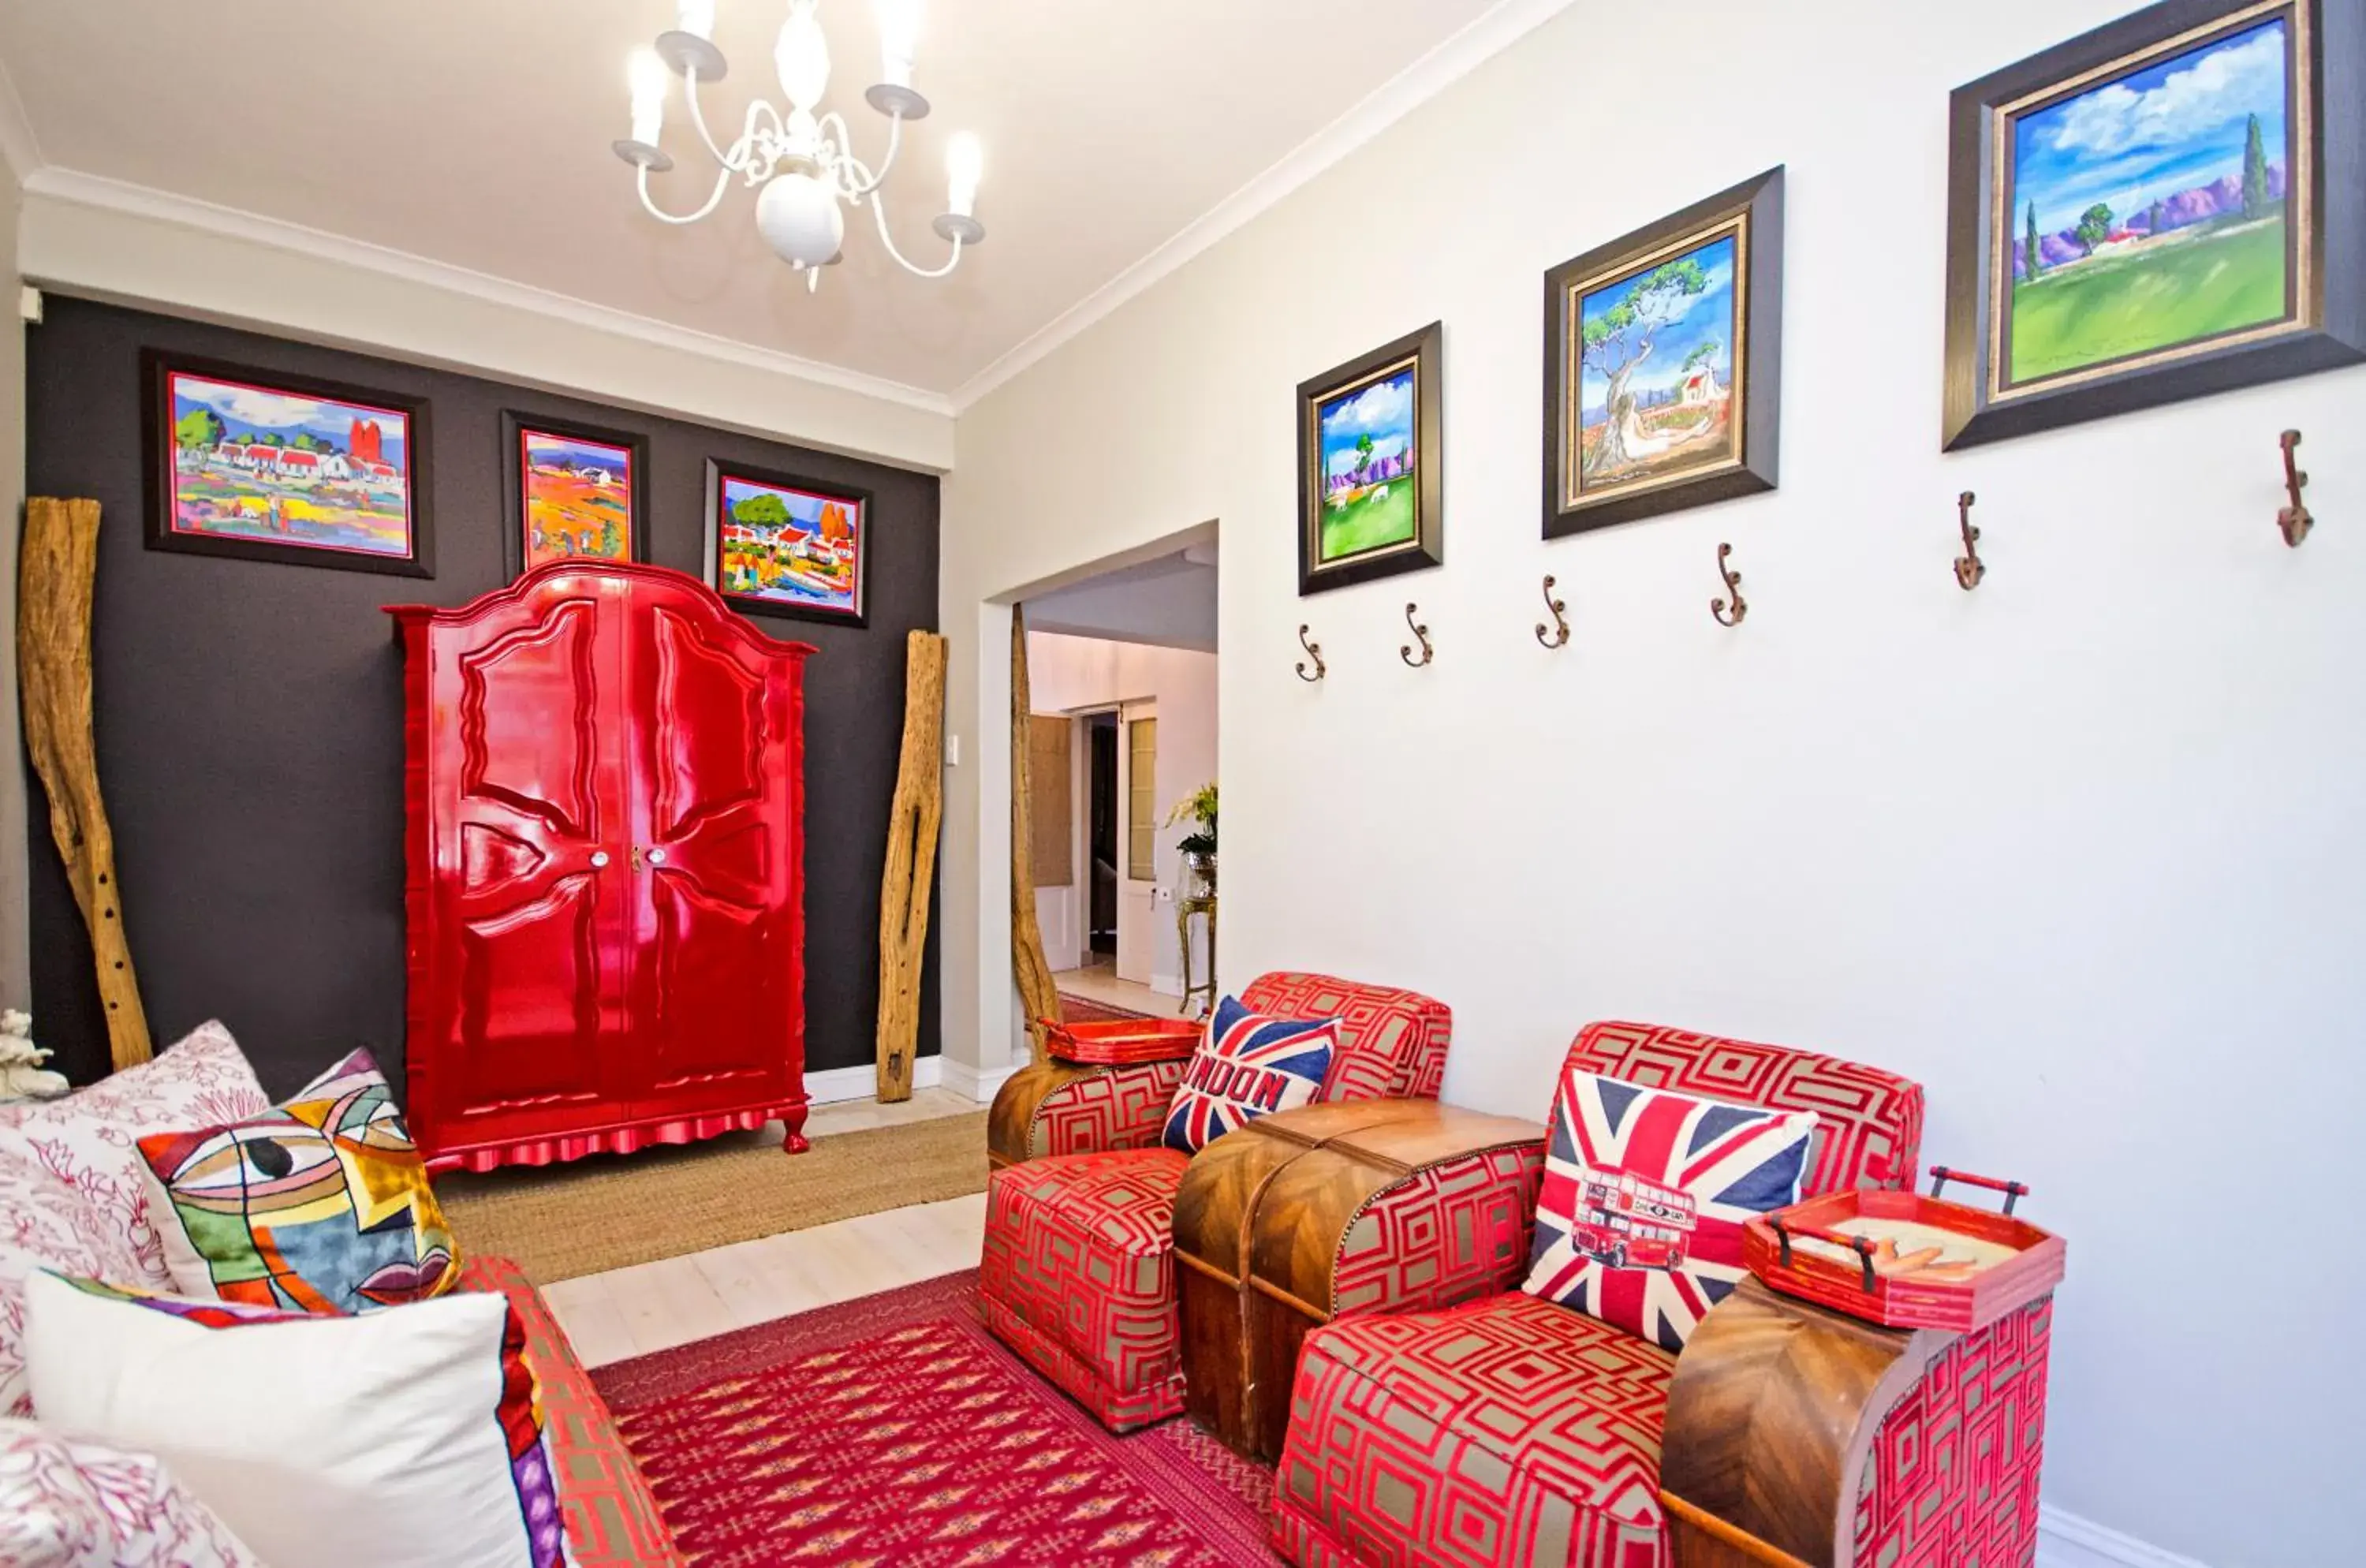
left=2005, top=15, right=2293, bottom=387
left=1315, top=364, right=1419, bottom=566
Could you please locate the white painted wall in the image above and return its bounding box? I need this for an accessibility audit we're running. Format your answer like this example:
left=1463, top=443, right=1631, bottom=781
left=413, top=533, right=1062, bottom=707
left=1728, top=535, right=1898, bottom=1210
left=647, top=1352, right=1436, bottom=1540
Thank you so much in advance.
left=1027, top=631, right=1218, bottom=994
left=941, top=2, right=2364, bottom=1562
left=0, top=164, right=28, bottom=1006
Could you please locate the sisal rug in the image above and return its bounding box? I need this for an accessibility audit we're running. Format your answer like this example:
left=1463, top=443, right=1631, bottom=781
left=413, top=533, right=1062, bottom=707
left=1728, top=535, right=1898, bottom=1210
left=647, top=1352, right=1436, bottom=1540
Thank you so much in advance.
left=597, top=1270, right=1278, bottom=1566
left=438, top=1113, right=989, bottom=1284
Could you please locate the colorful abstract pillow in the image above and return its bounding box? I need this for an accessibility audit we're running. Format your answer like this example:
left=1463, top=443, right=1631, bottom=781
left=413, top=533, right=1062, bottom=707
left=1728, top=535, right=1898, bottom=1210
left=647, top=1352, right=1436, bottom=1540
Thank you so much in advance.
left=134, top=1049, right=458, bottom=1312
left=1521, top=1068, right=1816, bottom=1352
left=24, top=1272, right=565, bottom=1568
left=1162, top=995, right=1338, bottom=1153
left=0, top=1416, right=262, bottom=1567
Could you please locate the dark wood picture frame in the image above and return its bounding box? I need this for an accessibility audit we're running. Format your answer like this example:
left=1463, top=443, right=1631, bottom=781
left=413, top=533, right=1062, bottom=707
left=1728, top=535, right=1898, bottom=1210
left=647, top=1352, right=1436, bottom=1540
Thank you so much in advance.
left=1543, top=167, right=1784, bottom=539
left=703, top=457, right=871, bottom=629
left=141, top=349, right=434, bottom=578
left=499, top=411, right=651, bottom=582
left=1296, top=321, right=1444, bottom=597
left=1942, top=0, right=2364, bottom=450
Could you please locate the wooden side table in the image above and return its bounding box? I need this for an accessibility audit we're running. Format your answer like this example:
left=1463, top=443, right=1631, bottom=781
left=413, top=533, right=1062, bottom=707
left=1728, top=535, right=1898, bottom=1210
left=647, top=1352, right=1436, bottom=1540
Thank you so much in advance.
left=1177, top=892, right=1218, bottom=1017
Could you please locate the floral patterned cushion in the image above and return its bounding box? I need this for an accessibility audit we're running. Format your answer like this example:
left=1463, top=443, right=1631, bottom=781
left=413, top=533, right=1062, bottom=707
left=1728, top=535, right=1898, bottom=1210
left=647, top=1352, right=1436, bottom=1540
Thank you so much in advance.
left=0, top=1022, right=272, bottom=1291
left=0, top=1156, right=122, bottom=1418
left=0, top=1417, right=261, bottom=1567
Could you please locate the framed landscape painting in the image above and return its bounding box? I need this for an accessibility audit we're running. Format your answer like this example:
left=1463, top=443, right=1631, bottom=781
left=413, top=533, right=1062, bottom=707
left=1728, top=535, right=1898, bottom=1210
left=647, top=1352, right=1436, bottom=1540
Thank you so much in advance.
left=1296, top=321, right=1442, bottom=596
left=500, top=412, right=649, bottom=581
left=142, top=352, right=433, bottom=577
left=1543, top=169, right=1784, bottom=537
left=1943, top=0, right=2366, bottom=449
left=703, top=460, right=869, bottom=628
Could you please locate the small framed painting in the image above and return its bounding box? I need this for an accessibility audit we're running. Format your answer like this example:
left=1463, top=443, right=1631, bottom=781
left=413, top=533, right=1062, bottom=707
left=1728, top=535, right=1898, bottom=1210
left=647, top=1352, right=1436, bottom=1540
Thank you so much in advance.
left=1296, top=322, right=1443, bottom=597
left=500, top=412, right=650, bottom=581
left=703, top=460, right=870, bottom=628
left=1543, top=168, right=1784, bottom=538
left=142, top=351, right=433, bottom=577
left=1943, top=0, right=2366, bottom=450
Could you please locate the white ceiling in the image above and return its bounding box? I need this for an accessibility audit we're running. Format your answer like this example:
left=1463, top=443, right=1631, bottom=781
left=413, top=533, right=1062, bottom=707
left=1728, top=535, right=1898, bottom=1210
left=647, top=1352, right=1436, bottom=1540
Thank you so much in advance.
left=0, top=0, right=1508, bottom=399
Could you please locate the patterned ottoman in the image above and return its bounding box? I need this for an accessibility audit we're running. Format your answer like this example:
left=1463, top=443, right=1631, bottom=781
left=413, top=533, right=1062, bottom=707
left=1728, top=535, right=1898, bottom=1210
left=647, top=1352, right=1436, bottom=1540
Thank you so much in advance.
left=978, top=1148, right=1193, bottom=1431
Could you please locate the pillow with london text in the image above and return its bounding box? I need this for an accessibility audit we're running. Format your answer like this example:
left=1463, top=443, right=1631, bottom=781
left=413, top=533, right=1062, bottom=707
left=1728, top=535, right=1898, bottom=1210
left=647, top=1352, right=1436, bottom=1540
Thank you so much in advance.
left=1521, top=1067, right=1816, bottom=1352
left=133, top=1048, right=458, bottom=1312
left=1162, top=995, right=1338, bottom=1154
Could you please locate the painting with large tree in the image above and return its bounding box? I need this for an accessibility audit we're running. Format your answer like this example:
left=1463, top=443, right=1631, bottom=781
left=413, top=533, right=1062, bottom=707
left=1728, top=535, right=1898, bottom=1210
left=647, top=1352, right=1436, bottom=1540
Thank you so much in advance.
left=1575, top=232, right=1740, bottom=491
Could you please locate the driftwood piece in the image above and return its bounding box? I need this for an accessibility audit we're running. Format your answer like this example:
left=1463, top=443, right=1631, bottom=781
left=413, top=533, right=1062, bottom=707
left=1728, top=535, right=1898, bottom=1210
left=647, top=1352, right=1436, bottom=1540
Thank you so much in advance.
left=875, top=630, right=947, bottom=1103
left=1009, top=607, right=1061, bottom=1066
left=20, top=498, right=152, bottom=1070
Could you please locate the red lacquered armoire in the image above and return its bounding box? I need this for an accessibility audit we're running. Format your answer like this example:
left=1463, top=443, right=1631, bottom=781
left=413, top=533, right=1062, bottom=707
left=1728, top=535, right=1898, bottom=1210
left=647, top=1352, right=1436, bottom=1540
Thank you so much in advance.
left=387, top=562, right=814, bottom=1174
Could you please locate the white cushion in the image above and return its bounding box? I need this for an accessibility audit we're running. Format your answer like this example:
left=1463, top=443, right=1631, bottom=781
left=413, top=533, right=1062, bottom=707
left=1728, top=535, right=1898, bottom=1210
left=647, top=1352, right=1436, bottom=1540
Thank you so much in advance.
left=0, top=1156, right=124, bottom=1418
left=0, top=1022, right=272, bottom=1290
left=0, top=1416, right=260, bottom=1567
left=25, top=1273, right=569, bottom=1568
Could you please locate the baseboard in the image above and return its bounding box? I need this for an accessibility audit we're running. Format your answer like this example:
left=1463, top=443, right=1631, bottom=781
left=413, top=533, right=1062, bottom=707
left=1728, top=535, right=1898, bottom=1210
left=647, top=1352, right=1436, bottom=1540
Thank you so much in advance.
left=1149, top=973, right=1184, bottom=998
left=939, top=1058, right=1020, bottom=1104
left=2038, top=1505, right=2209, bottom=1568
left=804, top=1055, right=942, bottom=1107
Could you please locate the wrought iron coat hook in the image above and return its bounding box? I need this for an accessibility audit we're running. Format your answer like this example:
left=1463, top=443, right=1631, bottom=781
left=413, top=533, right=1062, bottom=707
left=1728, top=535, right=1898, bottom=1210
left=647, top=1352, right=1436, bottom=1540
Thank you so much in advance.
left=1294, top=624, right=1327, bottom=683
left=2278, top=429, right=2313, bottom=547
left=1400, top=603, right=1434, bottom=668
left=1535, top=574, right=1570, bottom=649
left=1710, top=543, right=1748, bottom=628
left=1954, top=491, right=1986, bottom=591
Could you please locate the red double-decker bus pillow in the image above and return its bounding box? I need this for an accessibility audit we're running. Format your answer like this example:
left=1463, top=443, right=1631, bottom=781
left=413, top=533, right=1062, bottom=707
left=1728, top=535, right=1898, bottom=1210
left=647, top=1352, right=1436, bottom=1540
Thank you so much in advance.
left=1521, top=1067, right=1816, bottom=1350
left=1161, top=995, right=1338, bottom=1154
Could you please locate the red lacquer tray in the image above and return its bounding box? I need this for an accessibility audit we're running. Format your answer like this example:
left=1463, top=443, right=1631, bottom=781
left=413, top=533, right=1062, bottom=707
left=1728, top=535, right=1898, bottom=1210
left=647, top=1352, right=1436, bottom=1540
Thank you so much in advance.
left=1742, top=1166, right=2066, bottom=1334
left=1039, top=1016, right=1204, bottom=1066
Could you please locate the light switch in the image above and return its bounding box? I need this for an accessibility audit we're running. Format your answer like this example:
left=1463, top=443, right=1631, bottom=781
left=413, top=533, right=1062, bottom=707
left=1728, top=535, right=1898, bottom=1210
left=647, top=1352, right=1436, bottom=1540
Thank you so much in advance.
left=945, top=733, right=960, bottom=767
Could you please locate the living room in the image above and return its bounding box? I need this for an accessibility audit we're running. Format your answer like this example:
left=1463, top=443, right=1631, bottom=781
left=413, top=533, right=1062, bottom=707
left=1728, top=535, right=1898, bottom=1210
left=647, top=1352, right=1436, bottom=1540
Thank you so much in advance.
left=0, top=2, right=2355, bottom=1566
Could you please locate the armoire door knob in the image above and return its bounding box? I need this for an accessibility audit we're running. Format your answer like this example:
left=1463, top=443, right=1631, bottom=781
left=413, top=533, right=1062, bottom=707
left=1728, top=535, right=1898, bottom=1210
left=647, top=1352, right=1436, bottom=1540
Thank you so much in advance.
left=589, top=851, right=610, bottom=869
left=648, top=848, right=667, bottom=865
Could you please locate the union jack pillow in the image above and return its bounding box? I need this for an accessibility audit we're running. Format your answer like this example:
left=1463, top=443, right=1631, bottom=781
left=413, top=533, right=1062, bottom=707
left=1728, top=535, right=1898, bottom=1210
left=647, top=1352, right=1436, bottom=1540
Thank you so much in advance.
left=1161, top=995, right=1338, bottom=1154
left=1522, top=1068, right=1816, bottom=1351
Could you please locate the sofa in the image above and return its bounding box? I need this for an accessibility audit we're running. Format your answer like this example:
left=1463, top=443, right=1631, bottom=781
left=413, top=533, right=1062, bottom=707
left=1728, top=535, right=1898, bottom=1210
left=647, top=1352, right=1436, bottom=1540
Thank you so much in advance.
left=0, top=1022, right=681, bottom=1567
left=1260, top=1020, right=2047, bottom=1568
left=980, top=972, right=1453, bottom=1430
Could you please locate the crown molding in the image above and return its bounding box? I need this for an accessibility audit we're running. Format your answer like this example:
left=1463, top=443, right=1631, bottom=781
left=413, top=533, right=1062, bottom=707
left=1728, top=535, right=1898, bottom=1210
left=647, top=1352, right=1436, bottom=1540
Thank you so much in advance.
left=19, top=166, right=958, bottom=419
left=0, top=54, right=43, bottom=185
left=946, top=0, right=1578, bottom=412
left=2038, top=1505, right=2211, bottom=1568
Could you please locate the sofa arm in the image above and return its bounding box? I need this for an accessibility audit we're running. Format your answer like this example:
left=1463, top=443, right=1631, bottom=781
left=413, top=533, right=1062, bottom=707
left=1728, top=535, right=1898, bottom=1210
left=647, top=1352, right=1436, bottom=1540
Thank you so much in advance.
left=1171, top=1098, right=1545, bottom=1462
left=1659, top=1279, right=2054, bottom=1568
left=987, top=1056, right=1189, bottom=1168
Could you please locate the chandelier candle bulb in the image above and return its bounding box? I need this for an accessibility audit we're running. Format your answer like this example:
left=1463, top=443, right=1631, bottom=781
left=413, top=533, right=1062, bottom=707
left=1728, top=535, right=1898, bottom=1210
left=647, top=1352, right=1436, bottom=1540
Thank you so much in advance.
left=675, top=0, right=715, bottom=42
left=628, top=50, right=667, bottom=147
left=946, top=131, right=983, bottom=218
left=876, top=0, right=923, bottom=89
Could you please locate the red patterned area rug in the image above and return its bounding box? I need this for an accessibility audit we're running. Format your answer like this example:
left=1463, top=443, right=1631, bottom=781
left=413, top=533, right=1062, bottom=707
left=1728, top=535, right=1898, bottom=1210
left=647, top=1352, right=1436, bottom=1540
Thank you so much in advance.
left=1058, top=994, right=1155, bottom=1025
left=595, top=1269, right=1278, bottom=1566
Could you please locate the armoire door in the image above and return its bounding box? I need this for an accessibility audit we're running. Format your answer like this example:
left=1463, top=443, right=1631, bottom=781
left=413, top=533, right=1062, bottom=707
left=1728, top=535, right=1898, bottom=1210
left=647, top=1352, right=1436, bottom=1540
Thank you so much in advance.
left=620, top=583, right=805, bottom=1123
left=417, top=578, right=635, bottom=1155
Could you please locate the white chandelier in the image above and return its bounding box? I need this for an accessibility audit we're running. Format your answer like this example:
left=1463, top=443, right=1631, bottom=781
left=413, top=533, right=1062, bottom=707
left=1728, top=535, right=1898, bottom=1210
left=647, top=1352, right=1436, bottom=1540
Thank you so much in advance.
left=613, top=0, right=984, bottom=293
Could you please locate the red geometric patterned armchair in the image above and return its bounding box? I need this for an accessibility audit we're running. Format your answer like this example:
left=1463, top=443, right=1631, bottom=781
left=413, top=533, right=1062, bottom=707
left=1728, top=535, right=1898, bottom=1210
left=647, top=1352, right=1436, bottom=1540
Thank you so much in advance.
left=980, top=973, right=1451, bottom=1431
left=1266, top=1021, right=2047, bottom=1568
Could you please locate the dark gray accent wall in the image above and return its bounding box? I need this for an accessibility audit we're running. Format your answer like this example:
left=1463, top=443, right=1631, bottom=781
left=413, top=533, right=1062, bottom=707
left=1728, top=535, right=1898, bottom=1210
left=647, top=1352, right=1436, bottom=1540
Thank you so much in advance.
left=24, top=297, right=939, bottom=1099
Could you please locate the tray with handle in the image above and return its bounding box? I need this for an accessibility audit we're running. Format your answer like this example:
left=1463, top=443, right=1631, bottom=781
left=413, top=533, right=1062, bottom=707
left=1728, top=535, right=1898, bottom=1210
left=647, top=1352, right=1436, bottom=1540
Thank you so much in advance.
left=1741, top=1164, right=2066, bottom=1333
left=1039, top=1015, right=1204, bottom=1067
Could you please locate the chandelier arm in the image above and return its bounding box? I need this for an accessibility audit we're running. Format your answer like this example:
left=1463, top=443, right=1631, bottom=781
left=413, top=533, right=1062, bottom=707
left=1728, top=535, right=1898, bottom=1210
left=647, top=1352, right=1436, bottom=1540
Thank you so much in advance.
left=870, top=192, right=966, bottom=278
left=636, top=161, right=737, bottom=225
left=834, top=111, right=905, bottom=199
left=682, top=69, right=742, bottom=171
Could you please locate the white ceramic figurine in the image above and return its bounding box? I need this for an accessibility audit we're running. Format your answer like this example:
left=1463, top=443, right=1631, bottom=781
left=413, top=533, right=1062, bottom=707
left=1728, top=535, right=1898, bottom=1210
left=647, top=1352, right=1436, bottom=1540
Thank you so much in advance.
left=0, top=1010, right=68, bottom=1101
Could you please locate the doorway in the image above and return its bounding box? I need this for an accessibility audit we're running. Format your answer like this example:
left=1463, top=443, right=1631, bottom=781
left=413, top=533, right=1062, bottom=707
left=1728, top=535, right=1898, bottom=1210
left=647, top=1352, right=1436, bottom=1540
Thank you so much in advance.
left=1087, top=711, right=1117, bottom=961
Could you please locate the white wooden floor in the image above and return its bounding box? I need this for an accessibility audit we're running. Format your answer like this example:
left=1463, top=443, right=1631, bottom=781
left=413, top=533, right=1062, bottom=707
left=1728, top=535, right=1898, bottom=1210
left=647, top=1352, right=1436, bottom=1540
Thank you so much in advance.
left=539, top=1088, right=987, bottom=1369
left=1053, top=960, right=1197, bottom=1020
